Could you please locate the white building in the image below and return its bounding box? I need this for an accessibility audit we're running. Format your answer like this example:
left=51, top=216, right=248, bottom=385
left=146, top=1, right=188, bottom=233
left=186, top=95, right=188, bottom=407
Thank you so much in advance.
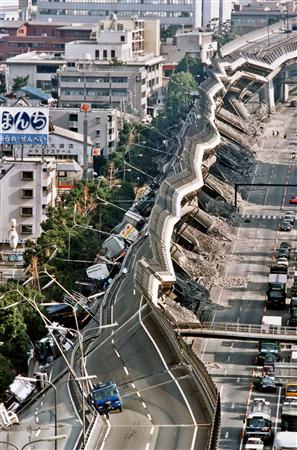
left=0, top=158, right=56, bottom=244
left=23, top=125, right=93, bottom=166
left=0, top=0, right=19, bottom=20
left=49, top=108, right=120, bottom=158
left=0, top=157, right=82, bottom=244
left=161, top=30, right=217, bottom=65
left=36, top=0, right=233, bottom=28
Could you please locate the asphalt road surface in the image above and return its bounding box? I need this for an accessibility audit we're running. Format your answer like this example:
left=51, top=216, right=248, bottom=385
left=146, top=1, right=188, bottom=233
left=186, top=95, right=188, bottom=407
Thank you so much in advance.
left=199, top=104, right=297, bottom=450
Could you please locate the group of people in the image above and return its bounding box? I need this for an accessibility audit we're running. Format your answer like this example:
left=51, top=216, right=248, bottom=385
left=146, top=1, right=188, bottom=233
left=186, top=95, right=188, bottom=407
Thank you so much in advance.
left=272, top=130, right=296, bottom=159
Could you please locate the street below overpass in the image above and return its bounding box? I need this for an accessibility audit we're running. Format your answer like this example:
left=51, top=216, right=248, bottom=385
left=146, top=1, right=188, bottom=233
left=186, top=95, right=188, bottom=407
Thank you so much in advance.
left=197, top=104, right=297, bottom=450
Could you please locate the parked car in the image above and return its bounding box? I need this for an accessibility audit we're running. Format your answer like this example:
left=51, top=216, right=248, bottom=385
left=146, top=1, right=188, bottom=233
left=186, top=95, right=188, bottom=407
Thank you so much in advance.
left=280, top=221, right=292, bottom=231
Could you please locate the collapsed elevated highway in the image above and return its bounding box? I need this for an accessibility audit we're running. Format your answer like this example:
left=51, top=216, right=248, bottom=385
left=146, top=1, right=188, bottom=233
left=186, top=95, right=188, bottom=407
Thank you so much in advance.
left=134, top=21, right=297, bottom=449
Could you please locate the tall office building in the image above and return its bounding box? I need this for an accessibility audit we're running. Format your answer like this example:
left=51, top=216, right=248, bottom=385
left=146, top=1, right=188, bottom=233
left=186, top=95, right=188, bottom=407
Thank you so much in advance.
left=36, top=0, right=233, bottom=27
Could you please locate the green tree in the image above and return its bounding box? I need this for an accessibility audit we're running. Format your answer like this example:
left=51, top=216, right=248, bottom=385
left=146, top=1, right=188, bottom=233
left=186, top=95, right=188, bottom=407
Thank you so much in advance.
left=175, top=55, right=206, bottom=82
left=12, top=75, right=29, bottom=91
left=0, top=354, right=14, bottom=400
left=0, top=282, right=47, bottom=373
left=167, top=72, right=197, bottom=113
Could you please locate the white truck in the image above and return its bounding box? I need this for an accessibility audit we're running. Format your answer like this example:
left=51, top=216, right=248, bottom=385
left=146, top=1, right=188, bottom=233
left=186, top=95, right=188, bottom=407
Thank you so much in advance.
left=261, top=315, right=282, bottom=332
left=244, top=437, right=264, bottom=450
left=273, top=431, right=297, bottom=449
left=245, top=398, right=273, bottom=442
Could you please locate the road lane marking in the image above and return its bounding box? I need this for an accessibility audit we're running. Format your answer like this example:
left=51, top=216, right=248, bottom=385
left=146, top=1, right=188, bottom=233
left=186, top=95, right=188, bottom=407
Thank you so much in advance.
left=142, top=402, right=147, bottom=409
left=114, top=349, right=120, bottom=358
left=123, top=366, right=129, bottom=376
left=239, top=384, right=253, bottom=450
left=147, top=414, right=152, bottom=421
left=150, top=426, right=154, bottom=435
left=231, top=403, right=235, bottom=409
left=35, top=428, right=41, bottom=437
left=224, top=432, right=229, bottom=439
left=145, top=443, right=150, bottom=450
left=131, top=383, right=136, bottom=388
left=139, top=296, right=198, bottom=450
left=227, top=355, right=231, bottom=362
left=274, top=386, right=282, bottom=435
left=137, top=392, right=141, bottom=397
left=35, top=417, right=39, bottom=423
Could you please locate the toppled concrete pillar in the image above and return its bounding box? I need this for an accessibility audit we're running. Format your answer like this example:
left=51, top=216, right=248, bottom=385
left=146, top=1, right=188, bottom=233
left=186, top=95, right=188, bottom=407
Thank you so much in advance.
left=229, top=97, right=251, bottom=120
left=216, top=119, right=244, bottom=145
left=177, top=222, right=200, bottom=252
left=217, top=107, right=247, bottom=132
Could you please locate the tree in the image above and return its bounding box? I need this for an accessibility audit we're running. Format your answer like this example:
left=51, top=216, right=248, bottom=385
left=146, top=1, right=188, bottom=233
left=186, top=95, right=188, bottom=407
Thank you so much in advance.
left=175, top=55, right=206, bottom=82
left=12, top=75, right=29, bottom=91
left=0, top=355, right=14, bottom=401
left=166, top=72, right=198, bottom=113
left=0, top=281, right=47, bottom=373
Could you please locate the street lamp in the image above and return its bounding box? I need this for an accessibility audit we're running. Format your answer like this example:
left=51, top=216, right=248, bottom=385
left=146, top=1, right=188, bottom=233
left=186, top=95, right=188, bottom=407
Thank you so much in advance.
left=17, top=376, right=58, bottom=450
left=264, top=7, right=271, bottom=47
left=46, top=324, right=97, bottom=448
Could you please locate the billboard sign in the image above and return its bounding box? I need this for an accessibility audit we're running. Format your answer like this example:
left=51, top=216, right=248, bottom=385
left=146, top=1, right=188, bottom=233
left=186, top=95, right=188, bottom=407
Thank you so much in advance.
left=0, top=108, right=49, bottom=145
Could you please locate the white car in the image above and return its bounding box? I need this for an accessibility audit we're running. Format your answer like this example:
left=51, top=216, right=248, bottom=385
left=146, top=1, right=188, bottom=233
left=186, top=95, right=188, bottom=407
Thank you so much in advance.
left=276, top=257, right=289, bottom=267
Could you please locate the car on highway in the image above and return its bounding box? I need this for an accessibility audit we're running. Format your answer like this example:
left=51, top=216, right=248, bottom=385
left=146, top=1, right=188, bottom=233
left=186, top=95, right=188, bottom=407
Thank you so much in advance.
left=283, top=211, right=295, bottom=224
left=277, top=248, right=290, bottom=260
left=279, top=221, right=293, bottom=231
left=280, top=241, right=292, bottom=251
left=289, top=196, right=297, bottom=204
left=276, top=257, right=289, bottom=268
left=253, top=375, right=277, bottom=393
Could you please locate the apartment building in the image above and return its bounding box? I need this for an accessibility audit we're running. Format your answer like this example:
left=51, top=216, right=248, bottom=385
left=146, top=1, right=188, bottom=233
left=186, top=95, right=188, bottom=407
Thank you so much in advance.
left=0, top=158, right=56, bottom=244
left=161, top=29, right=217, bottom=65
left=49, top=108, right=120, bottom=158
left=0, top=157, right=82, bottom=244
left=57, top=18, right=163, bottom=119
left=0, top=20, right=93, bottom=60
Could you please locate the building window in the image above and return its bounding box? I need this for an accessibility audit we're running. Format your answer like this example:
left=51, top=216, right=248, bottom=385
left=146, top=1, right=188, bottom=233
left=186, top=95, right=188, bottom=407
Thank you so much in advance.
left=21, top=171, right=34, bottom=181
left=95, top=49, right=99, bottom=59
left=21, top=224, right=33, bottom=234
left=20, top=207, right=33, bottom=217
left=21, top=189, right=33, bottom=199
left=96, top=130, right=100, bottom=136
left=96, top=117, right=100, bottom=124
left=103, top=50, right=107, bottom=59
left=58, top=171, right=67, bottom=178
left=120, top=35, right=125, bottom=42
left=111, top=50, right=115, bottom=58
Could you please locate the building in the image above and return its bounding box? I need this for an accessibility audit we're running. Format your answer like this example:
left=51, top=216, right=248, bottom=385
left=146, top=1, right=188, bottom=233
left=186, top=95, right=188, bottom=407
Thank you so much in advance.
left=0, top=0, right=19, bottom=20
left=0, top=20, right=93, bottom=61
left=36, top=0, right=234, bottom=27
left=49, top=108, right=120, bottom=158
left=161, top=30, right=217, bottom=66
left=0, top=157, right=56, bottom=244
left=231, top=9, right=297, bottom=34
left=5, top=18, right=163, bottom=118
left=0, top=157, right=82, bottom=244
left=22, top=125, right=93, bottom=166
left=57, top=18, right=163, bottom=119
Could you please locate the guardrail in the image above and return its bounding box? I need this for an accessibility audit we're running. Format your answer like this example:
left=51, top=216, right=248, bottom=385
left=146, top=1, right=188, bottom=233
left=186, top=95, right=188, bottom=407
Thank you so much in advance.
left=176, top=321, right=297, bottom=342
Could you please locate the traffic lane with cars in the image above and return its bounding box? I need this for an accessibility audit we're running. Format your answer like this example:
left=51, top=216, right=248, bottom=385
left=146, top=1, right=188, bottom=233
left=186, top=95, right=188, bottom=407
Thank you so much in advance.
left=201, top=156, right=294, bottom=448
left=86, top=239, right=208, bottom=450
left=86, top=297, right=206, bottom=450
